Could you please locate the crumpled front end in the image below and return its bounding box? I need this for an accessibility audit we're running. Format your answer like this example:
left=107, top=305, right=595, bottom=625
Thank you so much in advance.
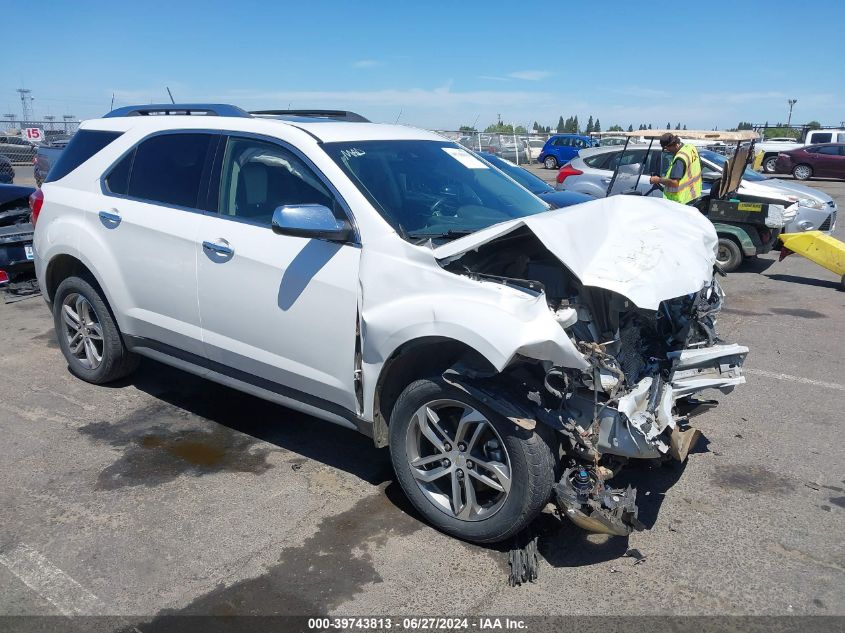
left=438, top=219, right=747, bottom=537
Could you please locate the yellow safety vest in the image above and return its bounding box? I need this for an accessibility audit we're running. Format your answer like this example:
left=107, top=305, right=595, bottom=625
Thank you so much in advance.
left=664, top=143, right=702, bottom=204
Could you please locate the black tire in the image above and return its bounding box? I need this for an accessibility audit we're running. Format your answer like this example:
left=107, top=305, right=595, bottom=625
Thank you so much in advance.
left=792, top=164, right=813, bottom=181
left=762, top=155, right=779, bottom=174
left=389, top=377, right=554, bottom=543
left=52, top=275, right=139, bottom=384
left=716, top=237, right=743, bottom=272
left=543, top=156, right=558, bottom=170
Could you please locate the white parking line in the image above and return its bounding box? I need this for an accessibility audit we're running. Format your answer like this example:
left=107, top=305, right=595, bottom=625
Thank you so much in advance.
left=0, top=542, right=104, bottom=615
left=745, top=368, right=845, bottom=392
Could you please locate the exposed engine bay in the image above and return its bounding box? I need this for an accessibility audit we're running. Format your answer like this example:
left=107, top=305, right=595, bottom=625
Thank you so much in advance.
left=440, top=226, right=748, bottom=536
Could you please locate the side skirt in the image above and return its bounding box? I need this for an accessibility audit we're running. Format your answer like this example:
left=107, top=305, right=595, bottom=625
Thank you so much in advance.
left=124, top=335, right=373, bottom=437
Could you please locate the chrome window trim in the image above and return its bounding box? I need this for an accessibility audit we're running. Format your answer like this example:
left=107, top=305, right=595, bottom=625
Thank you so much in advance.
left=98, top=128, right=361, bottom=245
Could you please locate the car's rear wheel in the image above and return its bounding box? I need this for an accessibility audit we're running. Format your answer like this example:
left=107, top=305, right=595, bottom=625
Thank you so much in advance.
left=53, top=275, right=139, bottom=384
left=763, top=155, right=779, bottom=174
left=389, top=378, right=554, bottom=543
left=716, top=237, right=743, bottom=272
left=544, top=156, right=558, bottom=170
left=793, top=164, right=813, bottom=180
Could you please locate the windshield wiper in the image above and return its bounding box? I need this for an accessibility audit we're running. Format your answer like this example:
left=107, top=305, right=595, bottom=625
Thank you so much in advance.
left=407, top=229, right=476, bottom=244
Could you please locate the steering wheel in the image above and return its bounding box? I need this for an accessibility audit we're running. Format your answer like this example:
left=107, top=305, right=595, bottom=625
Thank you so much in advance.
left=431, top=195, right=460, bottom=216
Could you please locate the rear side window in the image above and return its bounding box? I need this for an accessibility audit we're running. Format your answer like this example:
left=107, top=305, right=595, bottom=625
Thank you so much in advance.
left=127, top=134, right=215, bottom=208
left=105, top=150, right=134, bottom=194
left=816, top=146, right=839, bottom=155
left=44, top=130, right=122, bottom=183
left=809, top=132, right=832, bottom=144
left=583, top=153, right=610, bottom=168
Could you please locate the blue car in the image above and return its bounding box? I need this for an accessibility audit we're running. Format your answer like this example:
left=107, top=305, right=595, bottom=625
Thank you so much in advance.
left=538, top=134, right=595, bottom=170
left=478, top=152, right=593, bottom=209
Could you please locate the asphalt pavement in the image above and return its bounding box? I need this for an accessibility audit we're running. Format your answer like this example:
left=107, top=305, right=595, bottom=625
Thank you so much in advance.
left=1, top=167, right=843, bottom=623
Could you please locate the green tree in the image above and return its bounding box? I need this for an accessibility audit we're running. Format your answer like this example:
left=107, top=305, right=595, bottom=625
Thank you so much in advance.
left=627, top=124, right=634, bottom=132
left=806, top=120, right=821, bottom=129
left=683, top=124, right=687, bottom=130
left=585, top=115, right=594, bottom=134
left=648, top=123, right=652, bottom=130
left=666, top=122, right=671, bottom=129
left=573, top=115, right=579, bottom=134
left=736, top=121, right=754, bottom=130
left=556, top=116, right=565, bottom=133
left=675, top=122, right=681, bottom=130
left=459, top=125, right=477, bottom=133
left=594, top=118, right=601, bottom=132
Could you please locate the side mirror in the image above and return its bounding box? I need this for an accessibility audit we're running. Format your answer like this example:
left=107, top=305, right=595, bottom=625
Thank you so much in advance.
left=271, top=204, right=353, bottom=242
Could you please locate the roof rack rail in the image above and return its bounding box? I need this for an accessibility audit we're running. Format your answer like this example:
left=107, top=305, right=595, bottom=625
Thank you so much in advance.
left=103, top=104, right=251, bottom=118
left=249, top=109, right=370, bottom=123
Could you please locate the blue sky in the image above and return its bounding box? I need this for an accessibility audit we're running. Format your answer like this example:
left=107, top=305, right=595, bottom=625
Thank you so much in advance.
left=5, top=0, right=844, bottom=131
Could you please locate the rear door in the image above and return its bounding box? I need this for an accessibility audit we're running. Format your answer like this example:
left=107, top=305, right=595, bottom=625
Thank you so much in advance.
left=98, top=132, right=218, bottom=356
left=811, top=145, right=843, bottom=177
left=195, top=134, right=361, bottom=414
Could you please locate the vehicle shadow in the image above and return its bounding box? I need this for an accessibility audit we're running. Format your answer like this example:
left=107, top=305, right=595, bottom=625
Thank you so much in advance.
left=103, top=357, right=689, bottom=569
left=736, top=256, right=777, bottom=274
left=119, top=357, right=394, bottom=486
left=765, top=273, right=843, bottom=290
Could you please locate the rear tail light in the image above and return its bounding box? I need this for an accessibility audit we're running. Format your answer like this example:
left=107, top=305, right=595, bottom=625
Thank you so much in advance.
left=0, top=270, right=8, bottom=286
left=557, top=165, right=583, bottom=184
left=29, top=189, right=44, bottom=226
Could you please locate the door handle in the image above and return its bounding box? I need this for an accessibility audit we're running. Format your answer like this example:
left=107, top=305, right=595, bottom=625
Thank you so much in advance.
left=202, top=240, right=234, bottom=256
left=98, top=210, right=121, bottom=226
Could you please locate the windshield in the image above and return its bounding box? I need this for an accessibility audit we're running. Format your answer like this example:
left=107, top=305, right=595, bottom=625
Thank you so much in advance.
left=481, top=153, right=552, bottom=194
left=323, top=140, right=550, bottom=240
left=700, top=149, right=766, bottom=182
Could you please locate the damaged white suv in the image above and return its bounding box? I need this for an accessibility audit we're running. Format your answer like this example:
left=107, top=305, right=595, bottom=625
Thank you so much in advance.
left=33, top=104, right=747, bottom=543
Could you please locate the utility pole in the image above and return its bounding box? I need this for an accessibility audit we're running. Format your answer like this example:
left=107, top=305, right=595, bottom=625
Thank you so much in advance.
left=786, top=99, right=797, bottom=128
left=17, top=88, right=33, bottom=122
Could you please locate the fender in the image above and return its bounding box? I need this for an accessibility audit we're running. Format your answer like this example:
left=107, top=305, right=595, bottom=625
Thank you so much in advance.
left=359, top=282, right=589, bottom=422
left=713, top=222, right=757, bottom=257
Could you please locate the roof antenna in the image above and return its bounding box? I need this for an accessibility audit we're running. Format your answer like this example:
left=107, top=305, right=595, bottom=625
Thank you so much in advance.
left=166, top=87, right=175, bottom=104
left=395, top=107, right=403, bottom=124
left=110, top=93, right=115, bottom=111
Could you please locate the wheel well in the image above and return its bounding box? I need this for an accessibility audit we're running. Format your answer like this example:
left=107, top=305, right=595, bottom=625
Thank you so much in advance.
left=44, top=255, right=93, bottom=302
left=371, top=337, right=496, bottom=448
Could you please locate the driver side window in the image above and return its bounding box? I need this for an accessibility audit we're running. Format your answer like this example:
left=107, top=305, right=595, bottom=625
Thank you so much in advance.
left=217, top=137, right=337, bottom=226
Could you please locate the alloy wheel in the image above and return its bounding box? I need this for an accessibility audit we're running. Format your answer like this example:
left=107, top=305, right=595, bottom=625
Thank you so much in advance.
left=405, top=399, right=512, bottom=521
left=794, top=165, right=812, bottom=180
left=60, top=293, right=104, bottom=370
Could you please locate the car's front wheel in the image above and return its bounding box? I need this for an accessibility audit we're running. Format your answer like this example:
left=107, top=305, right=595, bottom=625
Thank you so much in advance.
left=543, top=156, right=558, bottom=170
left=389, top=378, right=554, bottom=543
left=792, top=164, right=813, bottom=180
left=53, top=275, right=139, bottom=384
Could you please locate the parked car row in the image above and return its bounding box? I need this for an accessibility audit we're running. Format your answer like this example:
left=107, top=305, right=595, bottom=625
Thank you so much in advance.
left=0, top=134, right=37, bottom=163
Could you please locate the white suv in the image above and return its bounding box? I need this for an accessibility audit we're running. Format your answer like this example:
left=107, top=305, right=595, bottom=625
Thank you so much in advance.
left=32, top=104, right=748, bottom=543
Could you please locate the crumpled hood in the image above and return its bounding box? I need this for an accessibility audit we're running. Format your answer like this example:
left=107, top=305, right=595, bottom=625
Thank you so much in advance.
left=434, top=196, right=718, bottom=310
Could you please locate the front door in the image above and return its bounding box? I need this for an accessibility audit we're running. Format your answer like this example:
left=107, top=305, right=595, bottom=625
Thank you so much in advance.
left=195, top=135, right=361, bottom=414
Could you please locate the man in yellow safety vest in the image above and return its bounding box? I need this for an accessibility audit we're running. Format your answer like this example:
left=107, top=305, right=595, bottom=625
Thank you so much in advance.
left=649, top=133, right=702, bottom=204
